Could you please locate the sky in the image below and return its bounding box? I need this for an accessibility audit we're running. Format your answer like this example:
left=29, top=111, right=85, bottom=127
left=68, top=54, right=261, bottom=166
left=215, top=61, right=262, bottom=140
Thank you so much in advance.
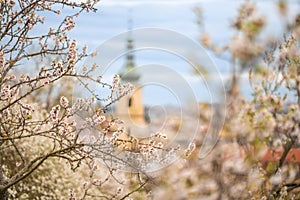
left=53, top=0, right=300, bottom=106
left=70, top=0, right=299, bottom=48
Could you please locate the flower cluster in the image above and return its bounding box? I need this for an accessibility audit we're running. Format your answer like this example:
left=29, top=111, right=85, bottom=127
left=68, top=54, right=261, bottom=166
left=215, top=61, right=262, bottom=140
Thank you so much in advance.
left=0, top=84, right=12, bottom=99
left=60, top=96, right=69, bottom=108
left=229, top=2, right=266, bottom=63
left=231, top=35, right=264, bottom=62
left=232, top=1, right=265, bottom=37
left=49, top=105, right=61, bottom=123
left=67, top=40, right=77, bottom=71
left=63, top=17, right=75, bottom=32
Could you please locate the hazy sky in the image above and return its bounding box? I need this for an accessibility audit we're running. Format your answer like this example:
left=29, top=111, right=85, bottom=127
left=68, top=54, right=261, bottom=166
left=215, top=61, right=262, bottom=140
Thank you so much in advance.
left=61, top=0, right=300, bottom=105
left=70, top=0, right=299, bottom=48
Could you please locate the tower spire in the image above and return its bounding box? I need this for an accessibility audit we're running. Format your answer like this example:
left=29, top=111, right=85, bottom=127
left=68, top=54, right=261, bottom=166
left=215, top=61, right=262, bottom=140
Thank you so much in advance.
left=118, top=9, right=140, bottom=85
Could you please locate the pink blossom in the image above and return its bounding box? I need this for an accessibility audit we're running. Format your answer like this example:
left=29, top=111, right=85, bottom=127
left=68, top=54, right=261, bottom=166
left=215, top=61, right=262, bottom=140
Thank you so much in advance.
left=60, top=96, right=69, bottom=108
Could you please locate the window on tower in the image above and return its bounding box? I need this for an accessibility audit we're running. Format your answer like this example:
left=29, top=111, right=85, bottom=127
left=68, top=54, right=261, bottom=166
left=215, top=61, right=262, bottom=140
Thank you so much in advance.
left=128, top=97, right=132, bottom=107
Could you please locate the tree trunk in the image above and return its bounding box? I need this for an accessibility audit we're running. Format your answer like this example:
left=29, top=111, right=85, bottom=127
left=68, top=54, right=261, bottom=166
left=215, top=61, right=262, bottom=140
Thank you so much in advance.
left=229, top=72, right=239, bottom=96
left=228, top=60, right=240, bottom=97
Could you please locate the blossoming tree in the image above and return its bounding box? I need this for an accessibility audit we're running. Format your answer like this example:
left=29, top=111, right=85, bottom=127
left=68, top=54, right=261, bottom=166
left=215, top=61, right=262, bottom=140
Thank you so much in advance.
left=0, top=1, right=172, bottom=199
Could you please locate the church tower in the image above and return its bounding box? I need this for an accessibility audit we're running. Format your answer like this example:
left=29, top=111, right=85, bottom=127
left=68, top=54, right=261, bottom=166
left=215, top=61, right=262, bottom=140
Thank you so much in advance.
left=115, top=18, right=146, bottom=135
